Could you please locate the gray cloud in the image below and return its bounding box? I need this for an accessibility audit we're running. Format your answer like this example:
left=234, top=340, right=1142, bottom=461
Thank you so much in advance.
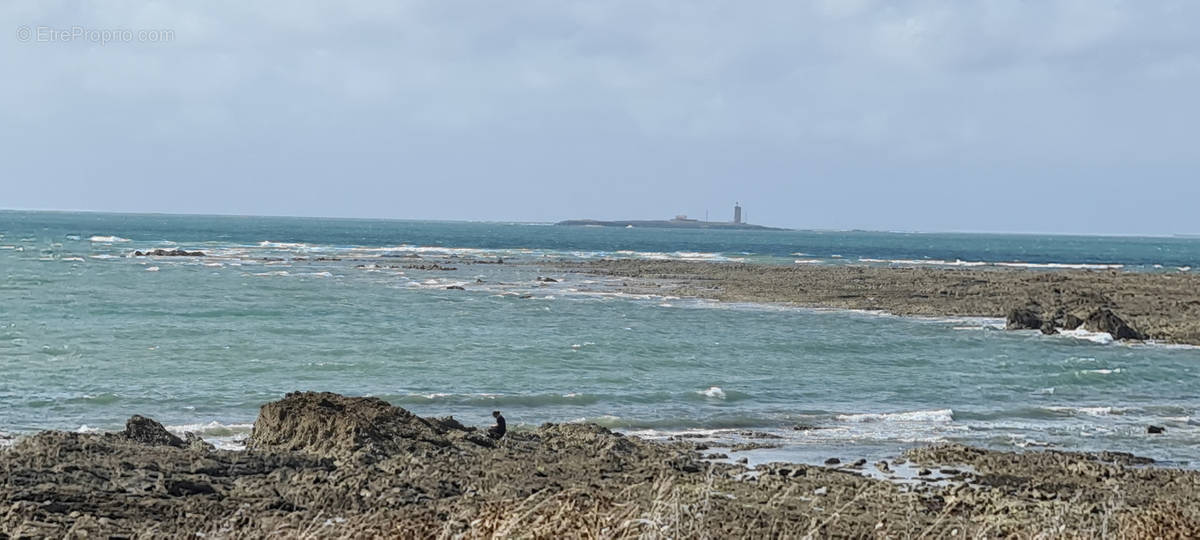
left=3, top=0, right=1198, bottom=233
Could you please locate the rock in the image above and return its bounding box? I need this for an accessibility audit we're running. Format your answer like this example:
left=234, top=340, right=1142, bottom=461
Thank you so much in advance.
left=123, top=415, right=185, bottom=447
left=247, top=392, right=484, bottom=461
left=1005, top=306, right=1043, bottom=330
left=1084, top=309, right=1146, bottom=340
left=445, top=285, right=465, bottom=290
left=1061, top=313, right=1085, bottom=330
left=824, top=458, right=841, bottom=465
left=536, top=277, right=558, bottom=283
left=1148, top=425, right=1166, bottom=434
left=918, top=468, right=932, bottom=476
left=133, top=249, right=205, bottom=257
left=851, top=459, right=867, bottom=468
left=736, top=457, right=748, bottom=464
left=875, top=461, right=891, bottom=473
left=1040, top=320, right=1058, bottom=335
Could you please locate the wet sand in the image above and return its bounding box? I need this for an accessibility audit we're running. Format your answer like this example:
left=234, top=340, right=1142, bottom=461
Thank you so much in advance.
left=3, top=392, right=1198, bottom=538
left=553, top=260, right=1200, bottom=345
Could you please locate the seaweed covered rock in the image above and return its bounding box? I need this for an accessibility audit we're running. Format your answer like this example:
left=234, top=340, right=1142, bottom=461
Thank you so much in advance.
left=247, top=391, right=489, bottom=462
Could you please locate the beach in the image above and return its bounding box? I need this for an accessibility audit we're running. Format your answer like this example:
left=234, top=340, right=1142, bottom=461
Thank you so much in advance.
left=555, top=259, right=1200, bottom=345
left=3, top=392, right=1198, bottom=537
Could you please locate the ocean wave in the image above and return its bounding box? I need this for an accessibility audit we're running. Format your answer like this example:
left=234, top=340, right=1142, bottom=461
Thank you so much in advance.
left=385, top=392, right=603, bottom=407
left=89, top=235, right=131, bottom=243
left=697, top=386, right=726, bottom=400
left=793, top=259, right=823, bottom=264
left=1044, top=406, right=1122, bottom=417
left=995, top=262, right=1124, bottom=270
left=165, top=421, right=254, bottom=437
left=145, top=266, right=160, bottom=272
left=836, top=409, right=954, bottom=423
left=1058, top=329, right=1115, bottom=345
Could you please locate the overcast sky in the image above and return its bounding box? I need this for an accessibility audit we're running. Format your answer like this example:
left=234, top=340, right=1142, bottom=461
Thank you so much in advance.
left=2, top=1, right=1198, bottom=233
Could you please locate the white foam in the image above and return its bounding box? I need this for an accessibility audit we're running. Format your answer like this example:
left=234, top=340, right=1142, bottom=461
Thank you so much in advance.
left=75, top=425, right=100, bottom=433
left=145, top=266, right=160, bottom=272
left=1045, top=406, right=1121, bottom=416
left=995, top=262, right=1124, bottom=270
left=89, top=235, right=130, bottom=243
left=1059, top=329, right=1115, bottom=345
left=166, top=421, right=254, bottom=436
left=1079, top=368, right=1123, bottom=375
left=794, top=259, right=823, bottom=264
left=836, top=409, right=954, bottom=423
left=258, top=241, right=311, bottom=249
left=698, top=386, right=727, bottom=399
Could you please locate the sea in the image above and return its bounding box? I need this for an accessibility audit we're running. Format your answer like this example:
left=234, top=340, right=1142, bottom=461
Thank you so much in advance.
left=2, top=210, right=1199, bottom=467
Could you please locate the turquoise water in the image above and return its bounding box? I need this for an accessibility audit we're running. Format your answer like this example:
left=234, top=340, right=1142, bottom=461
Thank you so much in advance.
left=2, top=210, right=1199, bottom=465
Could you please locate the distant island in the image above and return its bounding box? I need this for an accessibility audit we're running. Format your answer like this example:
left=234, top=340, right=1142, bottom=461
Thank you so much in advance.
left=557, top=203, right=787, bottom=231
left=555, top=218, right=786, bottom=231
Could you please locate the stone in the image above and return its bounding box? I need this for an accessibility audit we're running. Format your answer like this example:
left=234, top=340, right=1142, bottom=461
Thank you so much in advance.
left=1083, top=308, right=1146, bottom=340
left=1061, top=313, right=1085, bottom=330
left=824, top=458, right=840, bottom=465
left=1148, top=425, right=1166, bottom=434
left=1005, top=306, right=1043, bottom=330
left=445, top=285, right=465, bottom=290
left=123, top=415, right=185, bottom=447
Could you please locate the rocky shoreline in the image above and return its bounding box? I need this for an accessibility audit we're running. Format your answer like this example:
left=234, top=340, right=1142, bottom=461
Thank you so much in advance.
left=553, top=260, right=1200, bottom=345
left=3, top=392, right=1198, bottom=537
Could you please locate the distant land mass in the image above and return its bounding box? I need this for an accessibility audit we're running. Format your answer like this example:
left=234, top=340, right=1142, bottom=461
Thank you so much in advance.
left=556, top=218, right=787, bottom=231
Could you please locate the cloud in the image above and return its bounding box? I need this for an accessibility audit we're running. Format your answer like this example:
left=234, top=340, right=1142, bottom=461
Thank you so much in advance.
left=2, top=0, right=1199, bottom=232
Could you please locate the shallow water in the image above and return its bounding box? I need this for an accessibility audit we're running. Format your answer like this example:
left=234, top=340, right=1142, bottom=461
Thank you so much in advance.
left=2, top=210, right=1198, bottom=465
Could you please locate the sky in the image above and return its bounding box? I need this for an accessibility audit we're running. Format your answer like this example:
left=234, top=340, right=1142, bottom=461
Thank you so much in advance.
left=2, top=1, right=1198, bottom=234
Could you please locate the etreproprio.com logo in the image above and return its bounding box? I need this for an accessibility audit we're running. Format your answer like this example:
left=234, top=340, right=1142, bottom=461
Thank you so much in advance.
left=17, top=25, right=174, bottom=44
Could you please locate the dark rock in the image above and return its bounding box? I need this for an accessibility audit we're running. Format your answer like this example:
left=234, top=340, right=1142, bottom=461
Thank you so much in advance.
left=134, top=249, right=205, bottom=257
left=851, top=459, right=867, bottom=468
left=1006, top=306, right=1043, bottom=330
left=123, top=415, right=185, bottom=447
left=1148, top=425, right=1166, bottom=434
left=918, top=468, right=932, bottom=476
left=536, top=277, right=558, bottom=283
left=824, top=458, right=841, bottom=465
left=1040, top=320, right=1058, bottom=335
left=875, top=461, right=891, bottom=473
left=1062, top=313, right=1085, bottom=330
left=445, top=285, right=465, bottom=290
left=1084, top=309, right=1146, bottom=340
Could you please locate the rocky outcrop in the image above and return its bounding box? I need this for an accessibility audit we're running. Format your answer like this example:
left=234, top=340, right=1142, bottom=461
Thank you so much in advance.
left=133, top=249, right=205, bottom=257
left=1005, top=306, right=1043, bottom=330
left=123, top=415, right=185, bottom=447
left=5, top=395, right=1200, bottom=538
left=248, top=391, right=492, bottom=462
left=1083, top=308, right=1146, bottom=341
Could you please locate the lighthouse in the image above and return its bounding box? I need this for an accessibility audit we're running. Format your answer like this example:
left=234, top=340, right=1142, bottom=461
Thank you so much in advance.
left=733, top=202, right=743, bottom=224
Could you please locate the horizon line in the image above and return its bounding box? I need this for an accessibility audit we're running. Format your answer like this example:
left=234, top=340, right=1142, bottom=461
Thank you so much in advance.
left=2, top=206, right=1196, bottom=239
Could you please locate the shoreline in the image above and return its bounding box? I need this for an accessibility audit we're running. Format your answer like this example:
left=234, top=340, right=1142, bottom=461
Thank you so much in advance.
left=550, top=259, right=1200, bottom=345
left=3, top=392, right=1198, bottom=537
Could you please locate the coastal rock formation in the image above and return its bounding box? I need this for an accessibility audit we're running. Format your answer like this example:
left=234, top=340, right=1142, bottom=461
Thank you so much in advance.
left=1005, top=305, right=1043, bottom=330
left=123, top=414, right=185, bottom=447
left=562, top=260, right=1196, bottom=342
left=1083, top=308, right=1146, bottom=341
left=4, top=393, right=1200, bottom=537
left=133, top=248, right=205, bottom=257
left=248, top=391, right=492, bottom=462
